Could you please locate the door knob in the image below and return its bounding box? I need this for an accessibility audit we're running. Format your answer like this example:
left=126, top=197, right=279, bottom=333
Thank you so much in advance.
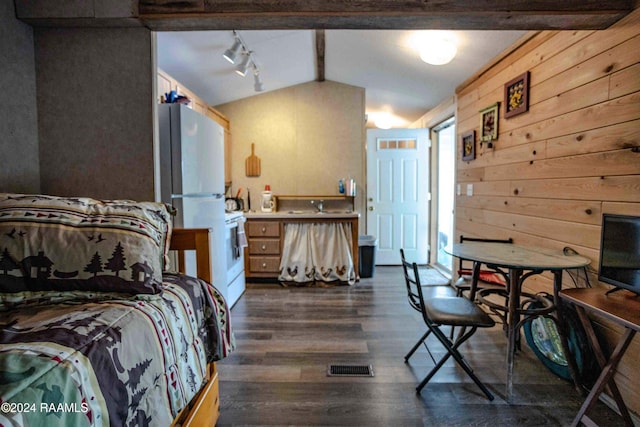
left=368, top=206, right=374, bottom=211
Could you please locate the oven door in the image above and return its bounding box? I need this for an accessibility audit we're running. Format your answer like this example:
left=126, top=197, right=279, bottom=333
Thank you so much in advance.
left=225, top=219, right=245, bottom=284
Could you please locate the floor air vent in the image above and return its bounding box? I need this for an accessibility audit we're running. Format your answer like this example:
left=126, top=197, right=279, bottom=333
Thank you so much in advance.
left=327, top=364, right=374, bottom=377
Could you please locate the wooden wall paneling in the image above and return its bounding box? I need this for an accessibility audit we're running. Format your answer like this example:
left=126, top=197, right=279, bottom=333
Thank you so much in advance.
left=523, top=31, right=596, bottom=84
left=474, top=31, right=593, bottom=104
left=456, top=31, right=553, bottom=100
left=455, top=31, right=640, bottom=417
left=456, top=165, right=485, bottom=182
left=455, top=180, right=511, bottom=197
left=610, top=62, right=640, bottom=99
left=485, top=149, right=640, bottom=182
left=499, top=77, right=611, bottom=138
left=454, top=217, right=600, bottom=264
left=456, top=195, right=602, bottom=225
left=510, top=175, right=640, bottom=202
left=601, top=201, right=640, bottom=216
left=546, top=119, right=640, bottom=158
left=461, top=140, right=546, bottom=169
left=455, top=88, right=478, bottom=116
left=532, top=34, right=640, bottom=106
left=458, top=28, right=638, bottom=132
left=507, top=92, right=640, bottom=144
left=454, top=214, right=515, bottom=241
left=459, top=207, right=601, bottom=248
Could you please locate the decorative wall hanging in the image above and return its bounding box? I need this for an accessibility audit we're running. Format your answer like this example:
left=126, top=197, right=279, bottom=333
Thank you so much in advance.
left=479, top=102, right=499, bottom=142
left=504, top=71, right=530, bottom=118
left=461, top=130, right=476, bottom=161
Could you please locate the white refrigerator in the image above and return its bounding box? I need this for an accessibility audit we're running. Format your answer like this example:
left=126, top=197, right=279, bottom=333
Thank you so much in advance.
left=159, top=104, right=228, bottom=301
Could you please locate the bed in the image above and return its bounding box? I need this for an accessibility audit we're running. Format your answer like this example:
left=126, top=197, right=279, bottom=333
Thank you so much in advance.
left=0, top=193, right=234, bottom=426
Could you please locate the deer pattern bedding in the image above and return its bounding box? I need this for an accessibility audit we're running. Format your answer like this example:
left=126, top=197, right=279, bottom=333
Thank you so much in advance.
left=0, top=273, right=234, bottom=427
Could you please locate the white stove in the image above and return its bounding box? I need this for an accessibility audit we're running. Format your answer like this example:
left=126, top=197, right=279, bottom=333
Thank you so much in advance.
left=225, top=210, right=245, bottom=222
left=224, top=211, right=246, bottom=307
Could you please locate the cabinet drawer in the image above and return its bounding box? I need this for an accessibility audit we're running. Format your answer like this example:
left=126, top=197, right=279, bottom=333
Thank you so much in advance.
left=249, top=256, right=281, bottom=273
left=247, top=221, right=280, bottom=237
left=249, top=239, right=280, bottom=255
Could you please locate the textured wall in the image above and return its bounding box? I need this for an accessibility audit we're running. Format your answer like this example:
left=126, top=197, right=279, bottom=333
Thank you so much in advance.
left=0, top=1, right=40, bottom=193
left=456, top=11, right=640, bottom=413
left=35, top=27, right=155, bottom=201
left=217, top=81, right=366, bottom=220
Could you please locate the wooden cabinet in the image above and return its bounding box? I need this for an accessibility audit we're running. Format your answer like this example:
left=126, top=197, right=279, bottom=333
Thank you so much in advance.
left=223, top=128, right=232, bottom=185
left=244, top=215, right=360, bottom=280
left=245, top=220, right=282, bottom=278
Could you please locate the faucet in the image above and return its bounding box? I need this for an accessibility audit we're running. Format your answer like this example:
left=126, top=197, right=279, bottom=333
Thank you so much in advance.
left=310, top=199, right=324, bottom=213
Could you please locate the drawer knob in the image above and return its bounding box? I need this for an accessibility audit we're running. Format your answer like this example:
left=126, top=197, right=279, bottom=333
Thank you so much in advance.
left=261, top=227, right=267, bottom=233
left=261, top=245, right=267, bottom=251
left=262, top=263, right=267, bottom=269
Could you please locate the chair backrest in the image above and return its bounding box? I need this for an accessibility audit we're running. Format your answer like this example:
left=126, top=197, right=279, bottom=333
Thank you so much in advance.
left=458, top=235, right=513, bottom=272
left=400, top=248, right=427, bottom=317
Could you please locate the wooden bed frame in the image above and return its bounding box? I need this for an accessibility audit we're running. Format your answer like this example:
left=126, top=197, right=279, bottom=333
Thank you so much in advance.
left=169, top=228, right=220, bottom=427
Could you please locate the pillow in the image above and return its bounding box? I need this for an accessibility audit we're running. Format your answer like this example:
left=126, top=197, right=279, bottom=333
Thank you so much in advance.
left=458, top=268, right=506, bottom=286
left=0, top=193, right=172, bottom=295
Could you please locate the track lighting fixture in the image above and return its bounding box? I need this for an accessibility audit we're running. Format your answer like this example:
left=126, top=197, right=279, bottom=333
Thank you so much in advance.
left=223, top=30, right=265, bottom=92
left=235, top=53, right=251, bottom=77
left=223, top=38, right=242, bottom=64
left=253, top=71, right=264, bottom=92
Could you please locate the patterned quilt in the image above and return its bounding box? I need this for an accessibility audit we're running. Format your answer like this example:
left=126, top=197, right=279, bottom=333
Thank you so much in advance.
left=0, top=273, right=234, bottom=427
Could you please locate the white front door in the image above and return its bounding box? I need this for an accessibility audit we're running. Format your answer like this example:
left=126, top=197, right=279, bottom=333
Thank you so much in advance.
left=366, top=128, right=430, bottom=265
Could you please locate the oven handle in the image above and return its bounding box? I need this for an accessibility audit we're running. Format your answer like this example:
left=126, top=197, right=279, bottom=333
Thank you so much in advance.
left=226, top=221, right=239, bottom=230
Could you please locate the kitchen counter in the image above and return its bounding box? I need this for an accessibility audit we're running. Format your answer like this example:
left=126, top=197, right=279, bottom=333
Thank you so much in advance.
left=244, top=211, right=360, bottom=220
left=243, top=211, right=360, bottom=280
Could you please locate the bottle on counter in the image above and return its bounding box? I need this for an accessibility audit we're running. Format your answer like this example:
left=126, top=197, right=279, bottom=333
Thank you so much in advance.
left=345, top=179, right=356, bottom=197
left=261, top=185, right=274, bottom=213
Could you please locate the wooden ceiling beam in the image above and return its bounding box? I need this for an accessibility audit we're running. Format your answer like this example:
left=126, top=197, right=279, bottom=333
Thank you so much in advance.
left=15, top=0, right=635, bottom=30
left=136, top=0, right=634, bottom=30
left=315, top=29, right=325, bottom=82
left=138, top=13, right=630, bottom=31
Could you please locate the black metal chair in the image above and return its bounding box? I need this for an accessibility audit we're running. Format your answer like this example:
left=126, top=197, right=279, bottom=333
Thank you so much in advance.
left=452, top=235, right=513, bottom=299
left=400, top=249, right=457, bottom=363
left=401, top=249, right=495, bottom=400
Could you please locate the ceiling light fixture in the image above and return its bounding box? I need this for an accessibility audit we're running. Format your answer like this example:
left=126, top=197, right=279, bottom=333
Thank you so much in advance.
left=418, top=32, right=457, bottom=66
left=253, top=71, right=264, bottom=92
left=223, top=36, right=242, bottom=64
left=235, top=53, right=251, bottom=77
left=224, top=30, right=264, bottom=92
left=374, top=112, right=393, bottom=130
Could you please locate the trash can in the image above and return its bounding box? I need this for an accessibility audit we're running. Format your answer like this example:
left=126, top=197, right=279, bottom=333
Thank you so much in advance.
left=358, top=235, right=378, bottom=278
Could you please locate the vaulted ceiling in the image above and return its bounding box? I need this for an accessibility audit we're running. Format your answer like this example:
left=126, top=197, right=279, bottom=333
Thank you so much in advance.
left=157, top=29, right=527, bottom=127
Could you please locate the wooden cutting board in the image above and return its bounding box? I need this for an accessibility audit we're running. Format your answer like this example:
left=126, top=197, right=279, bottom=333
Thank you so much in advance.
left=245, top=143, right=261, bottom=177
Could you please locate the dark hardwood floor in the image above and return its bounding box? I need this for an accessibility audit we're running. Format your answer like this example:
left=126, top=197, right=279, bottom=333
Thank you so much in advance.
left=217, top=266, right=626, bottom=426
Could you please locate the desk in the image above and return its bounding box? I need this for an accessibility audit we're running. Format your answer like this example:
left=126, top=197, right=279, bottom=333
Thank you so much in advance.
left=560, top=288, right=640, bottom=427
left=448, top=242, right=591, bottom=402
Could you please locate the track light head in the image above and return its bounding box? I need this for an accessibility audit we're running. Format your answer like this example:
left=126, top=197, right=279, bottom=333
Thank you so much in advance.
left=235, top=54, right=251, bottom=77
left=253, top=72, right=264, bottom=92
left=223, top=38, right=242, bottom=64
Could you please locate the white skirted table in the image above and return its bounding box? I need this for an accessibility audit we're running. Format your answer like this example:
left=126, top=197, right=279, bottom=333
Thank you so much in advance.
left=447, top=242, right=591, bottom=402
